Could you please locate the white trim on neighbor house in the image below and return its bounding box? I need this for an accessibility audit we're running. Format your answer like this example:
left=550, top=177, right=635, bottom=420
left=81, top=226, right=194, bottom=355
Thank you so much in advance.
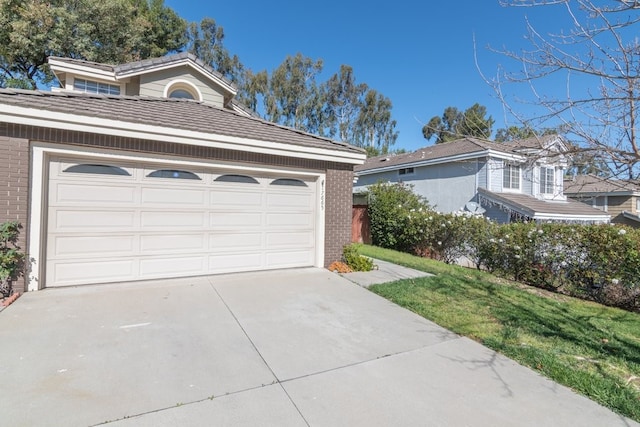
left=0, top=104, right=365, bottom=165
left=501, top=162, right=522, bottom=193
left=28, top=142, right=328, bottom=290
left=356, top=150, right=525, bottom=176
left=163, top=79, right=203, bottom=102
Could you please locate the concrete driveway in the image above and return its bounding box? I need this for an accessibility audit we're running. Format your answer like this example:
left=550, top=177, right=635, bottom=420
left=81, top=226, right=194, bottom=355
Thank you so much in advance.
left=0, top=268, right=636, bottom=427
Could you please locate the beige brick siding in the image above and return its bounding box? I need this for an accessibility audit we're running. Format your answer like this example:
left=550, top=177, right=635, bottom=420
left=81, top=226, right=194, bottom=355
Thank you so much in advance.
left=0, top=133, right=30, bottom=293
left=0, top=123, right=356, bottom=289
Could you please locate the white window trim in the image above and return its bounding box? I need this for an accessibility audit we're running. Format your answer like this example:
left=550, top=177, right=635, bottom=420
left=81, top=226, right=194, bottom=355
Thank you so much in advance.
left=28, top=143, right=326, bottom=291
left=163, top=79, right=203, bottom=102
left=539, top=166, right=555, bottom=196
left=502, top=163, right=522, bottom=193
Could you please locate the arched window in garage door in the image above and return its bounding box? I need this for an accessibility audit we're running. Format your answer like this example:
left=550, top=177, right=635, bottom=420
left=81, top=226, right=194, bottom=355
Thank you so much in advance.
left=215, top=174, right=259, bottom=184
left=63, top=164, right=131, bottom=176
left=147, top=169, right=201, bottom=180
left=270, top=178, right=308, bottom=187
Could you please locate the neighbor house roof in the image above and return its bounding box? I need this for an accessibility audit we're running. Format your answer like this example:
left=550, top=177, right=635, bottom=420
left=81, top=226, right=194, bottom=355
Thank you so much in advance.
left=563, top=174, right=640, bottom=195
left=355, top=137, right=525, bottom=174
left=0, top=88, right=365, bottom=164
left=356, top=135, right=569, bottom=175
left=48, top=52, right=237, bottom=96
left=478, top=188, right=610, bottom=222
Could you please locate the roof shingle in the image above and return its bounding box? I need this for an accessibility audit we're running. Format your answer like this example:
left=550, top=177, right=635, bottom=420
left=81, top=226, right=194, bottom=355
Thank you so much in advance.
left=0, top=88, right=363, bottom=155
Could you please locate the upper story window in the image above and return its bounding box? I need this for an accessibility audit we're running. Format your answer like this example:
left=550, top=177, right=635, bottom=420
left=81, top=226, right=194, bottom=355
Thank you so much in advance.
left=503, top=163, right=521, bottom=190
left=540, top=167, right=555, bottom=194
left=164, top=80, right=202, bottom=102
left=399, top=167, right=414, bottom=176
left=75, top=78, right=120, bottom=95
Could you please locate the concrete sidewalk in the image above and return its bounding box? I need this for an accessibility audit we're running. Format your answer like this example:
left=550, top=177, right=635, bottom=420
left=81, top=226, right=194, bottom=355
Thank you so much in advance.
left=340, top=258, right=433, bottom=287
left=0, top=268, right=636, bottom=427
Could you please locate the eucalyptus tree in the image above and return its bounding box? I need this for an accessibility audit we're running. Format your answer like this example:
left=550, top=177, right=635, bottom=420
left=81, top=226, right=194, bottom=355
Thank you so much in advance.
left=422, top=103, right=494, bottom=143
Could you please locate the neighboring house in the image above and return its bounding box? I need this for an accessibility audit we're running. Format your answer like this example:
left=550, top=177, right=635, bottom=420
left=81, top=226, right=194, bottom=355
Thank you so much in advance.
left=564, top=174, right=640, bottom=227
left=354, top=135, right=609, bottom=224
left=0, top=53, right=366, bottom=292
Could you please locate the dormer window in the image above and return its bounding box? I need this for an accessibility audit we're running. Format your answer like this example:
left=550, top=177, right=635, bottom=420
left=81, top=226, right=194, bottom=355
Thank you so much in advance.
left=74, top=78, right=120, bottom=95
left=164, top=80, right=202, bottom=102
left=540, top=167, right=555, bottom=194
left=503, top=163, right=521, bottom=190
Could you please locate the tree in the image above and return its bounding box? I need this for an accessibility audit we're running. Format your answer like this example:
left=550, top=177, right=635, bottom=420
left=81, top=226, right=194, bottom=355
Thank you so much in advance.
left=262, top=53, right=324, bottom=130
left=422, top=103, right=494, bottom=144
left=491, top=0, right=640, bottom=179
left=0, top=0, right=187, bottom=89
left=353, top=89, right=398, bottom=153
left=323, top=65, right=368, bottom=141
left=186, top=17, right=243, bottom=84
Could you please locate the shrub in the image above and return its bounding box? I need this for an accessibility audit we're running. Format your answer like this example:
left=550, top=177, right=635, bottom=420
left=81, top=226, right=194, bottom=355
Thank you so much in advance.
left=0, top=221, right=26, bottom=297
left=343, top=244, right=374, bottom=272
left=366, top=182, right=431, bottom=252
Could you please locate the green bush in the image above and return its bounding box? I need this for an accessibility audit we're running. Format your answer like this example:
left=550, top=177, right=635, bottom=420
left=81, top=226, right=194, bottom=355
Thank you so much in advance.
left=366, top=182, right=431, bottom=252
left=0, top=221, right=26, bottom=297
left=364, top=182, right=640, bottom=312
left=343, top=244, right=374, bottom=272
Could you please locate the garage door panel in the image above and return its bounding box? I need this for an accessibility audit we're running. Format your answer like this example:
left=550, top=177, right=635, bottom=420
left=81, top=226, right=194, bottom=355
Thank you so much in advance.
left=266, top=193, right=313, bottom=209
left=211, top=190, right=263, bottom=208
left=141, top=211, right=206, bottom=228
left=210, top=212, right=262, bottom=227
left=53, top=210, right=136, bottom=230
left=139, top=256, right=206, bottom=277
left=208, top=252, right=263, bottom=273
left=209, top=232, right=262, bottom=251
left=266, top=212, right=313, bottom=227
left=266, top=250, right=314, bottom=268
left=48, top=259, right=136, bottom=286
left=53, top=183, right=136, bottom=205
left=140, top=234, right=206, bottom=253
left=141, top=187, right=206, bottom=205
left=51, top=235, right=136, bottom=257
left=266, top=231, right=314, bottom=248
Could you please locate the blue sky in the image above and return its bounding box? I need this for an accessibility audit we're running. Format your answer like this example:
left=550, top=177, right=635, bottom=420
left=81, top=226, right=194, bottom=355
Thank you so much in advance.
left=165, top=1, right=573, bottom=151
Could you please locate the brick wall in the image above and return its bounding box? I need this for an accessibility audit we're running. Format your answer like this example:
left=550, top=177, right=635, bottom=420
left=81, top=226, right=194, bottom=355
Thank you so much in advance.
left=0, top=123, right=356, bottom=286
left=0, top=134, right=30, bottom=293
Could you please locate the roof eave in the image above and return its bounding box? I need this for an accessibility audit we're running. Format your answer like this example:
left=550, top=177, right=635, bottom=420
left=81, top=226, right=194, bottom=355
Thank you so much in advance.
left=0, top=103, right=365, bottom=165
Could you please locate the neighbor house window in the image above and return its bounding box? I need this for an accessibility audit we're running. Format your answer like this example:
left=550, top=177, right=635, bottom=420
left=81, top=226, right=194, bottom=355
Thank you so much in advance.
left=540, top=167, right=555, bottom=194
left=398, top=167, right=414, bottom=176
left=74, top=78, right=120, bottom=95
left=503, top=163, right=521, bottom=190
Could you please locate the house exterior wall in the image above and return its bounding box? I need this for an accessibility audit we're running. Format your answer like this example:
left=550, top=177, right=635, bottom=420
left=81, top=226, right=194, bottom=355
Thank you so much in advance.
left=0, top=134, right=30, bottom=293
left=138, top=65, right=225, bottom=106
left=488, top=159, right=503, bottom=193
left=0, top=122, right=353, bottom=290
left=483, top=204, right=510, bottom=223
left=477, top=159, right=488, bottom=189
left=522, top=168, right=534, bottom=196
left=606, top=195, right=637, bottom=227
left=125, top=76, right=140, bottom=96
left=354, top=161, right=478, bottom=213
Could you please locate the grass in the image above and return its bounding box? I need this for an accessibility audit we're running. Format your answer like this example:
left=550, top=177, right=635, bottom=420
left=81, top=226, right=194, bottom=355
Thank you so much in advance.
left=359, top=244, right=640, bottom=422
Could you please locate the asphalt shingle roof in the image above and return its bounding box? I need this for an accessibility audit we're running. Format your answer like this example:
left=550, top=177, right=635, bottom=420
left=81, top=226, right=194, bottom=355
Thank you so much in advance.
left=564, top=174, right=640, bottom=194
left=0, top=88, right=363, bottom=155
left=478, top=188, right=609, bottom=217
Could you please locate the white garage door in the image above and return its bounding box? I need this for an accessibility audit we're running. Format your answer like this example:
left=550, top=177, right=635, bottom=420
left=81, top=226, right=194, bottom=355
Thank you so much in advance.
left=46, top=158, right=318, bottom=287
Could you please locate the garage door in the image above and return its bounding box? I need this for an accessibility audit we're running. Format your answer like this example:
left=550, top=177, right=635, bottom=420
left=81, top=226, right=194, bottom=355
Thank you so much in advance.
left=46, top=158, right=318, bottom=287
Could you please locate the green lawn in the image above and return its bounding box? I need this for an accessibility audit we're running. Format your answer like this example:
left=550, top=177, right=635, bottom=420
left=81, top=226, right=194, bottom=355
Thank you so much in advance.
left=358, top=245, right=640, bottom=422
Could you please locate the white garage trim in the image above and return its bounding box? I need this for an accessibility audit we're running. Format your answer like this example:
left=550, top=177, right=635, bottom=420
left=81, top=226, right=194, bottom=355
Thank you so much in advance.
left=0, top=104, right=365, bottom=165
left=28, top=143, right=325, bottom=290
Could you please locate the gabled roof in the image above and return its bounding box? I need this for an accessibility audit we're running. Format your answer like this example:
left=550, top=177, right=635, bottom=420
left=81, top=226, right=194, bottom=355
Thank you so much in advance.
left=0, top=88, right=364, bottom=164
left=564, top=174, right=640, bottom=195
left=356, top=135, right=568, bottom=175
left=478, top=188, right=610, bottom=222
left=48, top=52, right=237, bottom=96
left=355, top=137, right=523, bottom=174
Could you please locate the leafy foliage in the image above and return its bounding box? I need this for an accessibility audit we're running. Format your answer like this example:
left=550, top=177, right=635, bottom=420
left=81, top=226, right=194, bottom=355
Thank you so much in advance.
left=342, top=244, right=373, bottom=272
left=365, top=182, right=640, bottom=312
left=0, top=221, right=26, bottom=297
left=0, top=0, right=187, bottom=89
left=422, top=103, right=494, bottom=144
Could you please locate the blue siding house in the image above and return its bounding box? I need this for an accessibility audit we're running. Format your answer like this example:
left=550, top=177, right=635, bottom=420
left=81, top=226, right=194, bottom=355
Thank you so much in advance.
left=354, top=136, right=610, bottom=224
